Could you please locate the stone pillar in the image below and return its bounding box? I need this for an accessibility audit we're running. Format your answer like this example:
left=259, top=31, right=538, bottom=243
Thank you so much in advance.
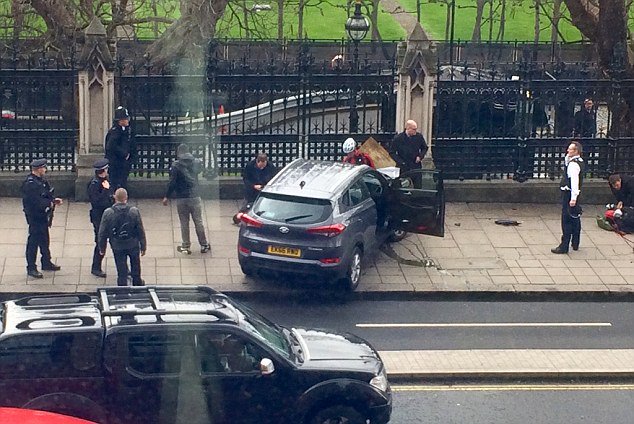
left=395, top=23, right=438, bottom=160
left=75, top=18, right=115, bottom=200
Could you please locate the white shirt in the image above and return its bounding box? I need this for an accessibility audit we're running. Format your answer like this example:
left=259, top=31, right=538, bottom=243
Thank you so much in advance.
left=565, top=155, right=582, bottom=201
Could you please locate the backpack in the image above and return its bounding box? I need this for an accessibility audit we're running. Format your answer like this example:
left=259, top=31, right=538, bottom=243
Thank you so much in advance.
left=111, top=208, right=136, bottom=241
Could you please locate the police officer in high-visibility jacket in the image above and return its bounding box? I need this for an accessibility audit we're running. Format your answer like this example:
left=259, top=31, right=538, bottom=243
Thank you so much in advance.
left=22, top=158, right=63, bottom=278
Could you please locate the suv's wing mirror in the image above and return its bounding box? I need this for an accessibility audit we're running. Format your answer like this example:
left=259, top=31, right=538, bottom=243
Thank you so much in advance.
left=260, top=358, right=275, bottom=375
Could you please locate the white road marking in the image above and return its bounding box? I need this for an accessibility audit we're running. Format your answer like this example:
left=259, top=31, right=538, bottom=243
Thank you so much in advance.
left=393, top=383, right=634, bottom=392
left=357, top=322, right=612, bottom=328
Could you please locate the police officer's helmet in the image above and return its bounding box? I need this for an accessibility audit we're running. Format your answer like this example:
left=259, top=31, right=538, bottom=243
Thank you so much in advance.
left=342, top=137, right=356, bottom=154
left=114, top=106, right=130, bottom=121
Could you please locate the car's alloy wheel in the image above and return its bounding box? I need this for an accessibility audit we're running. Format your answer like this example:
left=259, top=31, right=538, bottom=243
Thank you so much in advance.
left=344, top=247, right=362, bottom=291
left=310, top=405, right=365, bottom=424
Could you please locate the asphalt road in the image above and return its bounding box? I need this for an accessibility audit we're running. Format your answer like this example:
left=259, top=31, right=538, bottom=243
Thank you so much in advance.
left=242, top=299, right=634, bottom=350
left=390, top=383, right=634, bottom=424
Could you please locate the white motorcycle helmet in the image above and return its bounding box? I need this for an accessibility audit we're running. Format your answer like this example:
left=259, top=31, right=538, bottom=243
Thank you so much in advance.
left=342, top=137, right=356, bottom=154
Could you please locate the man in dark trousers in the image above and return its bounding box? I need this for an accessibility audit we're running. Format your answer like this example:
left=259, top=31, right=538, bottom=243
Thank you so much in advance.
left=552, top=141, right=584, bottom=254
left=105, top=106, right=136, bottom=190
left=162, top=144, right=210, bottom=255
left=98, top=188, right=147, bottom=286
left=22, top=158, right=63, bottom=278
left=573, top=98, right=596, bottom=138
left=233, top=153, right=277, bottom=224
left=87, top=158, right=113, bottom=278
left=389, top=119, right=428, bottom=175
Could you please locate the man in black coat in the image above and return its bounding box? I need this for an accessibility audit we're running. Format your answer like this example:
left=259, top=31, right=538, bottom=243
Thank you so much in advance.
left=87, top=158, right=113, bottom=278
left=608, top=173, right=634, bottom=210
left=105, top=106, right=136, bottom=190
left=389, top=119, right=428, bottom=175
left=233, top=153, right=277, bottom=224
left=22, top=158, right=63, bottom=278
left=162, top=144, right=210, bottom=255
left=573, top=98, right=596, bottom=138
left=98, top=188, right=147, bottom=286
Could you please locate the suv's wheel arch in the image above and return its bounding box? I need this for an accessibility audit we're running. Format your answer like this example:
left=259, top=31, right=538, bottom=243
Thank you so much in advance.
left=296, top=379, right=381, bottom=423
left=22, top=392, right=108, bottom=423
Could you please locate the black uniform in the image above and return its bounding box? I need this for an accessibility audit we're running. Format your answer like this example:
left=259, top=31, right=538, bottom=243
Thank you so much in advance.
left=574, top=108, right=596, bottom=138
left=87, top=174, right=113, bottom=273
left=389, top=131, right=428, bottom=174
left=105, top=124, right=136, bottom=190
left=557, top=157, right=584, bottom=253
left=22, top=173, right=56, bottom=272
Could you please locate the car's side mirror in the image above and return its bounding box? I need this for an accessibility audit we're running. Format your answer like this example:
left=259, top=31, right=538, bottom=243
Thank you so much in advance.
left=260, top=358, right=275, bottom=375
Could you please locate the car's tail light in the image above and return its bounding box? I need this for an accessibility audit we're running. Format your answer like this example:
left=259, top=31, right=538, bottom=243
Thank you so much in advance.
left=319, top=257, right=341, bottom=264
left=238, top=245, right=250, bottom=254
left=240, top=213, right=263, bottom=228
left=307, top=223, right=346, bottom=237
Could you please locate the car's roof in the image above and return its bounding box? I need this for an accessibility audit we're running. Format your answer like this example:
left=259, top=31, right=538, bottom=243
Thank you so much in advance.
left=264, top=159, right=368, bottom=200
left=0, top=287, right=240, bottom=336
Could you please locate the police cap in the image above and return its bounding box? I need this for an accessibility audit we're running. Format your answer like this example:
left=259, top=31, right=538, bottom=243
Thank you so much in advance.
left=93, top=158, right=109, bottom=171
left=30, top=158, right=47, bottom=169
left=114, top=106, right=130, bottom=121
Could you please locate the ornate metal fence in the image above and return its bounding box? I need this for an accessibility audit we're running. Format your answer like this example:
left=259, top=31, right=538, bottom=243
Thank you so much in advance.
left=0, top=43, right=78, bottom=172
left=117, top=39, right=398, bottom=176
left=432, top=59, right=634, bottom=181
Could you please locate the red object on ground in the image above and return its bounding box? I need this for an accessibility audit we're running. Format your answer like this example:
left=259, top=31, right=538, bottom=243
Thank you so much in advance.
left=0, top=408, right=96, bottom=424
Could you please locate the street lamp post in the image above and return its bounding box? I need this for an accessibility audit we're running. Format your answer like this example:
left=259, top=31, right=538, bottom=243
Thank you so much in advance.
left=345, top=0, right=370, bottom=132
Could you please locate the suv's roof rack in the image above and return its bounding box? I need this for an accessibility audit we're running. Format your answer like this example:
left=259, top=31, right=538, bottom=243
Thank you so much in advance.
left=97, top=286, right=233, bottom=324
left=13, top=294, right=94, bottom=307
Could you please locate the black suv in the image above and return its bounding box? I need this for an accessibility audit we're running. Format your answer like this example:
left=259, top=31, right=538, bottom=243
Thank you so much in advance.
left=0, top=286, right=391, bottom=424
left=238, top=159, right=445, bottom=290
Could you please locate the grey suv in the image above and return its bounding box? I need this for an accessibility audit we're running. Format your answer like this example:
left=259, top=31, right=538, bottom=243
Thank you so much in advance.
left=238, top=159, right=445, bottom=290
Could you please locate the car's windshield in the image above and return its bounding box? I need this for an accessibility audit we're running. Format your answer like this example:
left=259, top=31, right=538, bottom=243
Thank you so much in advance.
left=220, top=297, right=292, bottom=360
left=253, top=193, right=332, bottom=224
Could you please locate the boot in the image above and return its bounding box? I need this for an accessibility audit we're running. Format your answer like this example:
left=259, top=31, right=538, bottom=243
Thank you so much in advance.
left=27, top=268, right=43, bottom=278
left=177, top=245, right=192, bottom=255
left=41, top=262, right=61, bottom=271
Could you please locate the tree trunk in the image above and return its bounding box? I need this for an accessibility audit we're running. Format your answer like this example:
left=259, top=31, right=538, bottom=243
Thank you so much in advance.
left=471, top=0, right=486, bottom=42
left=28, top=0, right=78, bottom=41
left=534, top=0, right=540, bottom=45
left=145, top=0, right=230, bottom=68
left=298, top=0, right=305, bottom=39
left=370, top=0, right=380, bottom=42
left=551, top=0, right=561, bottom=44
left=277, top=0, right=284, bottom=41
left=12, top=0, right=25, bottom=38
left=444, top=0, right=451, bottom=40
left=562, top=0, right=599, bottom=40
left=497, top=0, right=506, bottom=41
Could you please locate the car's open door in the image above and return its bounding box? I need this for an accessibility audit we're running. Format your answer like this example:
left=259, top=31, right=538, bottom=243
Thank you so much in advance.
left=388, top=170, right=445, bottom=237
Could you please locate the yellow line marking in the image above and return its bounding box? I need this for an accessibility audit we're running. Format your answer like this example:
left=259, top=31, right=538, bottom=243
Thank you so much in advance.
left=393, top=384, right=634, bottom=392
left=357, top=322, right=612, bottom=328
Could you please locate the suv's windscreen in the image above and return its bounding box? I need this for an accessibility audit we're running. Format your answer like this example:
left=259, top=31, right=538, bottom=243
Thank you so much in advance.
left=252, top=193, right=332, bottom=224
left=221, top=297, right=292, bottom=361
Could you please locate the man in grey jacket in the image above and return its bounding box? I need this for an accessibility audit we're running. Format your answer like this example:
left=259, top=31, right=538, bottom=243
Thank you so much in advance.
left=98, top=188, right=147, bottom=286
left=162, top=144, right=210, bottom=255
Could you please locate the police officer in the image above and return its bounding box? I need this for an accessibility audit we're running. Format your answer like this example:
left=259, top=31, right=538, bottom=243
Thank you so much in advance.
left=87, top=158, right=113, bottom=278
left=22, top=158, right=63, bottom=278
left=552, top=141, right=584, bottom=254
left=105, top=106, right=136, bottom=191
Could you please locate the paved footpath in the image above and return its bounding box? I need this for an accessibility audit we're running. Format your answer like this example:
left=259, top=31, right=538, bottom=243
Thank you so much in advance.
left=2, top=197, right=634, bottom=380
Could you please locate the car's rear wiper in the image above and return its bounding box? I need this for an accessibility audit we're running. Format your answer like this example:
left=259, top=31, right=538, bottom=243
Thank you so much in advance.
left=285, top=214, right=312, bottom=222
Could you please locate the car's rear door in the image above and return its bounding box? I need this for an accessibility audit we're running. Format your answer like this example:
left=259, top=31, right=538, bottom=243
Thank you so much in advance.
left=388, top=170, right=445, bottom=237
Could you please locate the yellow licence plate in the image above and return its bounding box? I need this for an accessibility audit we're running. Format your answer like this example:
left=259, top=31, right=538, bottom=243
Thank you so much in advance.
left=267, top=245, right=301, bottom=258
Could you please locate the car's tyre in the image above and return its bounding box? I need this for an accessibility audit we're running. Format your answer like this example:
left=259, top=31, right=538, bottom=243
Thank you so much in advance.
left=341, top=246, right=363, bottom=292
left=309, top=405, right=365, bottom=424
left=388, top=229, right=407, bottom=243
left=239, top=258, right=255, bottom=276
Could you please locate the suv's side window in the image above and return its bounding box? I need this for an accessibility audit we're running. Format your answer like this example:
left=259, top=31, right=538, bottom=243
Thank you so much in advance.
left=0, top=333, right=100, bottom=378
left=196, top=332, right=263, bottom=374
left=126, top=333, right=182, bottom=375
left=362, top=171, right=385, bottom=201
left=340, top=180, right=370, bottom=210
